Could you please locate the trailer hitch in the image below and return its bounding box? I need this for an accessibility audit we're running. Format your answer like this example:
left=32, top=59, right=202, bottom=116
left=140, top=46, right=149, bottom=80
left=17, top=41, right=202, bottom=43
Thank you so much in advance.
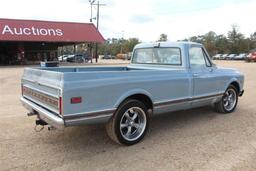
left=34, top=119, right=48, bottom=132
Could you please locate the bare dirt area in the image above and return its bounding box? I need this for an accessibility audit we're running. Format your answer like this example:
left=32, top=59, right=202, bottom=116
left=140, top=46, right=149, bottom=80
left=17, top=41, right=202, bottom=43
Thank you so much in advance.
left=1, top=61, right=256, bottom=171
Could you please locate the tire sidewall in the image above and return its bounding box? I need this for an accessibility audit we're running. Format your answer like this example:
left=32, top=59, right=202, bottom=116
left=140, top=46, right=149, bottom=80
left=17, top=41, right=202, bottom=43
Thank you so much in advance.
left=114, top=99, right=149, bottom=145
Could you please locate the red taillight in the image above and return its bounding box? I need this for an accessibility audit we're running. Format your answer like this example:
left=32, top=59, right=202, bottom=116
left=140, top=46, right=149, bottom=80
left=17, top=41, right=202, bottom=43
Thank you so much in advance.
left=59, top=97, right=62, bottom=115
left=71, top=97, right=82, bottom=104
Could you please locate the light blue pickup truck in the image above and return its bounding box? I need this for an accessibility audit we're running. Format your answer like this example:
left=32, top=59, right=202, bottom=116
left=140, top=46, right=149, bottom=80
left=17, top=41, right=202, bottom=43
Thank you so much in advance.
left=21, top=42, right=244, bottom=145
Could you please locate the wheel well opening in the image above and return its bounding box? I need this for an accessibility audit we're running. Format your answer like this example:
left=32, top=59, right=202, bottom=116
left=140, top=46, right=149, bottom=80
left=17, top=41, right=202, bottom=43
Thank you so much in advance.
left=230, top=81, right=240, bottom=93
left=126, top=94, right=153, bottom=110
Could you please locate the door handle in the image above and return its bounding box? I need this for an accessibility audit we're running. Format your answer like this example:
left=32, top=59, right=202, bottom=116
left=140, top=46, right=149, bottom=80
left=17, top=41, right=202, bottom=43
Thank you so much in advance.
left=193, top=73, right=199, bottom=77
left=208, top=68, right=213, bottom=72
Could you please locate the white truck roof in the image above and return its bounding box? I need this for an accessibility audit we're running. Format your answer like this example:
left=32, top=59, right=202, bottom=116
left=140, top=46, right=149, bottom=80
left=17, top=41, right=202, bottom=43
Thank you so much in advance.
left=134, top=41, right=202, bottom=49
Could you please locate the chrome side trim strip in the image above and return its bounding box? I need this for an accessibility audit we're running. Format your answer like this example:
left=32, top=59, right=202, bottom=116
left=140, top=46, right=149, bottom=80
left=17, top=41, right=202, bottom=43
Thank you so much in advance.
left=154, top=93, right=223, bottom=108
left=192, top=93, right=223, bottom=101
left=154, top=98, right=189, bottom=107
left=64, top=110, right=115, bottom=126
left=63, top=109, right=116, bottom=120
left=65, top=114, right=113, bottom=126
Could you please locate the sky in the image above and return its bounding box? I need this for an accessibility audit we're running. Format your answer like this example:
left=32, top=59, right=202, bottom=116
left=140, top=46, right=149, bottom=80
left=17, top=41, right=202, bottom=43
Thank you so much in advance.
left=0, top=0, right=255, bottom=42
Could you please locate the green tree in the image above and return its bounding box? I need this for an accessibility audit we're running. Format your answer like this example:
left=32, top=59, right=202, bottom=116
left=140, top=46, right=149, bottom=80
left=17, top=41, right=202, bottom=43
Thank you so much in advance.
left=158, top=33, right=168, bottom=41
left=123, top=38, right=140, bottom=53
left=249, top=32, right=256, bottom=50
left=189, top=35, right=204, bottom=43
left=203, top=31, right=217, bottom=56
left=98, top=37, right=140, bottom=56
left=227, top=24, right=245, bottom=53
left=215, top=34, right=229, bottom=53
left=186, top=25, right=254, bottom=55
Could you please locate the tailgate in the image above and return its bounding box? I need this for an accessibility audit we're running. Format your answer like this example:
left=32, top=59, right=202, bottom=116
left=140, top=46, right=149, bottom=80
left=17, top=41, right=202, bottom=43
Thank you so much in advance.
left=21, top=68, right=63, bottom=115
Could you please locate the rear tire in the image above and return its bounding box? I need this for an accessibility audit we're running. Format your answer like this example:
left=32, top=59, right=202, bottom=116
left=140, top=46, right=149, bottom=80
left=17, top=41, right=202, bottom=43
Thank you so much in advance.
left=106, top=99, right=149, bottom=145
left=215, top=85, right=238, bottom=113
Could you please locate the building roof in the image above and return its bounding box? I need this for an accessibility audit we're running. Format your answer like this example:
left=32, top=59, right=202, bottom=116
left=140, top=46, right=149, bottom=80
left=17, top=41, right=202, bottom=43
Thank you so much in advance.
left=0, top=18, right=105, bottom=43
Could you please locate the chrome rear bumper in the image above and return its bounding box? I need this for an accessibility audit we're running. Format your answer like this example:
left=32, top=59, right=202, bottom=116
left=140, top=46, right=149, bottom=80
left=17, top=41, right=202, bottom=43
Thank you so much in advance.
left=21, top=97, right=64, bottom=129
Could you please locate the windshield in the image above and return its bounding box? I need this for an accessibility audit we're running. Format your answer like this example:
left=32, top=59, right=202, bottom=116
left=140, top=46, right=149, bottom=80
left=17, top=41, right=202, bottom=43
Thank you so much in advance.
left=132, top=47, right=182, bottom=65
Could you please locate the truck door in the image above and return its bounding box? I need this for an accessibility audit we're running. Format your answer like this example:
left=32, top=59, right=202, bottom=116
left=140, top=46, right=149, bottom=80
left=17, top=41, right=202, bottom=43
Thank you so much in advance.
left=189, top=45, right=219, bottom=107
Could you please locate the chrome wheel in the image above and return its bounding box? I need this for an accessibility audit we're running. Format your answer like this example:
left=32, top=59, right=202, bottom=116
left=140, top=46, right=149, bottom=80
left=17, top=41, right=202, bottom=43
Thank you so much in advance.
left=120, top=107, right=147, bottom=141
left=223, top=88, right=237, bottom=111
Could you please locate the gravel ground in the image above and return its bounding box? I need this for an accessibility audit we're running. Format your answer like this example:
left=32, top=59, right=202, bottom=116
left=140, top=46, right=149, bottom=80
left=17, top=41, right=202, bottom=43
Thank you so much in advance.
left=0, top=61, right=256, bottom=171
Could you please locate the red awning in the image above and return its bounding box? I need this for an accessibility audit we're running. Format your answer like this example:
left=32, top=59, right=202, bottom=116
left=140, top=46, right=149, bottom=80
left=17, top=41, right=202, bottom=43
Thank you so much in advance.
left=0, top=18, right=105, bottom=43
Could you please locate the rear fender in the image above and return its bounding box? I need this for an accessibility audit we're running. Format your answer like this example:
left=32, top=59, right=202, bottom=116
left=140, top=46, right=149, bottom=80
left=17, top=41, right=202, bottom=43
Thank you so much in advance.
left=114, top=89, right=153, bottom=108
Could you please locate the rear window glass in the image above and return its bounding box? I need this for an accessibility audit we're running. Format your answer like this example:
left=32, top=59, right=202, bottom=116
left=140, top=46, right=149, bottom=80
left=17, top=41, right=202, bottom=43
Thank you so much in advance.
left=132, top=48, right=181, bottom=65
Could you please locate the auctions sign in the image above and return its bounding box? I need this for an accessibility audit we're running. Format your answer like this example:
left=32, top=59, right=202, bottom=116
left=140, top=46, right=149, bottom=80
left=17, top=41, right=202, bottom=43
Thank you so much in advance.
left=1, top=25, right=64, bottom=37
left=0, top=18, right=105, bottom=43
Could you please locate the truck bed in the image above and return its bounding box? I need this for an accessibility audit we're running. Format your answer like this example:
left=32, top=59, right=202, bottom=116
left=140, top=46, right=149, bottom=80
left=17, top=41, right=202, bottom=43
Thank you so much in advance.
left=23, top=65, right=185, bottom=85
left=21, top=65, right=188, bottom=116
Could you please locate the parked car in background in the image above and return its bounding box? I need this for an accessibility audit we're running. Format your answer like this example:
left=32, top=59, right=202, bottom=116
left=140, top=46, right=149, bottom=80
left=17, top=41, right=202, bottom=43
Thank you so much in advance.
left=66, top=54, right=75, bottom=62
left=212, top=54, right=222, bottom=60
left=116, top=53, right=128, bottom=60
left=99, top=55, right=104, bottom=59
left=226, top=54, right=236, bottom=60
left=127, top=52, right=132, bottom=60
left=66, top=54, right=91, bottom=63
left=82, top=54, right=91, bottom=63
left=116, top=53, right=133, bottom=60
left=102, top=54, right=115, bottom=59
left=234, top=53, right=247, bottom=60
left=220, top=54, right=228, bottom=60
left=58, top=55, right=69, bottom=62
left=246, top=52, right=256, bottom=62
left=102, top=55, right=111, bottom=59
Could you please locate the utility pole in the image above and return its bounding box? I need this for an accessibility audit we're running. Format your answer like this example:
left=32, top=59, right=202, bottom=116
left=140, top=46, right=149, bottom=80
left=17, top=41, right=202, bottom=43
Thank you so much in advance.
left=92, top=1, right=106, bottom=30
left=120, top=30, right=124, bottom=54
left=95, top=1, right=100, bottom=63
left=89, top=0, right=106, bottom=63
left=89, top=0, right=95, bottom=22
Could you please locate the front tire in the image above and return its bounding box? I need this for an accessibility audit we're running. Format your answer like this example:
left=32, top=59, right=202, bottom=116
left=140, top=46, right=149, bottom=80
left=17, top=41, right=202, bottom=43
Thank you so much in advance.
left=106, top=99, right=149, bottom=145
left=215, top=85, right=238, bottom=113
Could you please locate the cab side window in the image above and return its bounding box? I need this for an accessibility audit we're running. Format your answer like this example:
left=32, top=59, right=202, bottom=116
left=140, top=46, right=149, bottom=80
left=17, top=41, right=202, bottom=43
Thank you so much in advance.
left=189, top=47, right=211, bottom=67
